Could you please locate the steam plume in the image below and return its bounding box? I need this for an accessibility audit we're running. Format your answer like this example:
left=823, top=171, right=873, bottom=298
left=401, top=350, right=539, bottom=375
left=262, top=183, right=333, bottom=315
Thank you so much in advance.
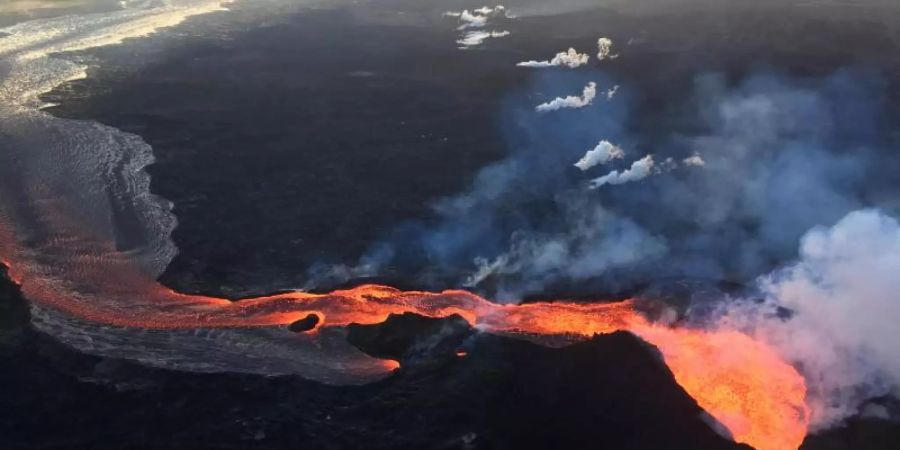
left=589, top=154, right=654, bottom=188
left=574, top=140, right=625, bottom=171
left=458, top=30, right=510, bottom=48
left=518, top=48, right=590, bottom=68
left=535, top=81, right=597, bottom=112
left=474, top=5, right=507, bottom=16
left=718, top=209, right=900, bottom=429
left=597, top=37, right=618, bottom=60
left=446, top=5, right=508, bottom=30
left=447, top=6, right=512, bottom=48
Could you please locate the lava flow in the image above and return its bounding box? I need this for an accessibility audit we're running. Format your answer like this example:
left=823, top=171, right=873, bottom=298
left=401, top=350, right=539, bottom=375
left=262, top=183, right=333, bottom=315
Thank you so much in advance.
left=5, top=266, right=808, bottom=450
left=0, top=224, right=808, bottom=450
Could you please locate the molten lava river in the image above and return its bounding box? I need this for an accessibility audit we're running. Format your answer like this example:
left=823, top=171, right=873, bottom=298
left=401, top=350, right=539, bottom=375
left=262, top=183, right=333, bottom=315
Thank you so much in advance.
left=0, top=226, right=808, bottom=450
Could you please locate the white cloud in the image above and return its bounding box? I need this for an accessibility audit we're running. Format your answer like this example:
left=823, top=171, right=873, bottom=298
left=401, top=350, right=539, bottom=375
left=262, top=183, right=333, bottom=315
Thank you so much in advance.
left=574, top=140, right=625, bottom=171
left=535, top=81, right=597, bottom=112
left=517, top=48, right=590, bottom=69
left=597, top=37, right=619, bottom=61
left=589, top=154, right=654, bottom=188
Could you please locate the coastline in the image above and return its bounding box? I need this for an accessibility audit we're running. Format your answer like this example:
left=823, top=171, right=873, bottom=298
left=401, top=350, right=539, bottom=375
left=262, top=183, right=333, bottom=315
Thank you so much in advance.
left=39, top=1, right=519, bottom=299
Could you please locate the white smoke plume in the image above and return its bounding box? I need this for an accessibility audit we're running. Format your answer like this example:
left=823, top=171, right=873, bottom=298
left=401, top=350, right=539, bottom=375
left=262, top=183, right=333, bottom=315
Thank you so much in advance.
left=457, top=30, right=510, bottom=48
left=446, top=5, right=508, bottom=30
left=717, top=209, right=900, bottom=429
left=474, top=5, right=507, bottom=16
left=535, top=81, right=597, bottom=112
left=517, top=48, right=590, bottom=69
left=597, top=37, right=619, bottom=60
left=574, top=140, right=625, bottom=171
left=589, top=154, right=654, bottom=188
left=447, top=6, right=511, bottom=48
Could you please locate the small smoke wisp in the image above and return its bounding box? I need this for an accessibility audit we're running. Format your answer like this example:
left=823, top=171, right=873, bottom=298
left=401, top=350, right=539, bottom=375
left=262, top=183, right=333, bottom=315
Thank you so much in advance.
left=517, top=48, right=590, bottom=69
left=535, top=81, right=597, bottom=112
left=606, top=85, right=620, bottom=100
left=574, top=140, right=625, bottom=171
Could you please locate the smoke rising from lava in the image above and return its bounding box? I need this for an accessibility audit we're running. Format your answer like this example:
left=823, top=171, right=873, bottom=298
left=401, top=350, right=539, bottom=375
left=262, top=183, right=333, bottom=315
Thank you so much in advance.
left=574, top=140, right=625, bottom=171
left=716, top=209, right=900, bottom=429
left=535, top=81, right=598, bottom=112
left=330, top=69, right=891, bottom=301
left=518, top=47, right=590, bottom=69
left=588, top=154, right=655, bottom=188
left=311, top=67, right=900, bottom=431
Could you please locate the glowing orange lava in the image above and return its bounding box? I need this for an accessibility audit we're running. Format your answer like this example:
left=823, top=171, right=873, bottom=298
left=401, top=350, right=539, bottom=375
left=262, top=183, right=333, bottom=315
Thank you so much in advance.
left=0, top=241, right=809, bottom=450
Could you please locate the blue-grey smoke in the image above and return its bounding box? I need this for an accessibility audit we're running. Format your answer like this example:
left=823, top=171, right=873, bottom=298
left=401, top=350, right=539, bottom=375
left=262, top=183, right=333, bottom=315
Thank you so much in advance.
left=311, top=67, right=897, bottom=301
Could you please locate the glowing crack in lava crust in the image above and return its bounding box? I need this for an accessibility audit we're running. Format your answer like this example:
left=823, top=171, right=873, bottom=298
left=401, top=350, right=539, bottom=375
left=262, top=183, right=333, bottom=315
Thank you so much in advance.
left=2, top=250, right=808, bottom=450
